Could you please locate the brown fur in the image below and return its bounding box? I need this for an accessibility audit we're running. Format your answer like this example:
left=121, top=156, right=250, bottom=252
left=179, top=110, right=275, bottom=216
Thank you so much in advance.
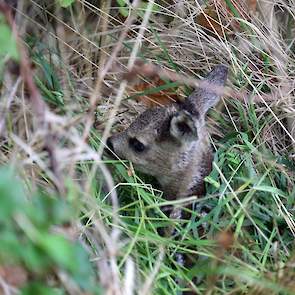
left=107, top=65, right=228, bottom=199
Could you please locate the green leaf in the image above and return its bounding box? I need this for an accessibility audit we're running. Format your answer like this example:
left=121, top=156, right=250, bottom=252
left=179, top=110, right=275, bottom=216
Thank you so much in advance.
left=22, top=243, right=51, bottom=271
left=253, top=185, right=288, bottom=198
left=0, top=15, right=19, bottom=60
left=57, top=0, right=75, bottom=7
left=116, top=0, right=129, bottom=17
left=21, top=282, right=64, bottom=295
left=30, top=194, right=72, bottom=227
left=116, top=0, right=159, bottom=17
left=117, top=0, right=127, bottom=5
left=204, top=176, right=220, bottom=188
left=0, top=166, right=25, bottom=221
left=70, top=244, right=94, bottom=289
left=0, top=230, right=22, bottom=262
left=38, top=234, right=76, bottom=270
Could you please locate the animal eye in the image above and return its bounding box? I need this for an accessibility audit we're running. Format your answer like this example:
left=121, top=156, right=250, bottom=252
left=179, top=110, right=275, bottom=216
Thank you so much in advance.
left=129, top=137, right=146, bottom=153
left=177, top=121, right=191, bottom=135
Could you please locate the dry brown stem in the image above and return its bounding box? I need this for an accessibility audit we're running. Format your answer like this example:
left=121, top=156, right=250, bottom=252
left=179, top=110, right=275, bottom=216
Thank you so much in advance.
left=257, top=0, right=295, bottom=148
left=82, top=0, right=143, bottom=142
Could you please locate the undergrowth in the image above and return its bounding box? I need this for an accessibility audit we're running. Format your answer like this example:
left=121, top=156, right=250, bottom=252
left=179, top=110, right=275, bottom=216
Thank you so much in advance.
left=0, top=1, right=294, bottom=294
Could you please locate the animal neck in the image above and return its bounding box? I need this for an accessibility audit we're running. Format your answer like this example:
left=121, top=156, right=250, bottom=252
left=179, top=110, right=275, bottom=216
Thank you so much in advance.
left=158, top=139, right=213, bottom=200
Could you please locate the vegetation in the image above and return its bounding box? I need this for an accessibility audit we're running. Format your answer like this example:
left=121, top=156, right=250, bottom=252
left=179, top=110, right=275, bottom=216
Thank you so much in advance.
left=0, top=1, right=294, bottom=294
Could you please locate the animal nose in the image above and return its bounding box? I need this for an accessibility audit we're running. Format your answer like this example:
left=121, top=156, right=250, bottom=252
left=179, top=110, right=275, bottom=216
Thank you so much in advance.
left=106, top=137, right=114, bottom=154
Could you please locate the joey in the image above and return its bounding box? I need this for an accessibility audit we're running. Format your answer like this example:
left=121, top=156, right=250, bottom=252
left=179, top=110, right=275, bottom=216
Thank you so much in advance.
left=107, top=65, right=228, bottom=200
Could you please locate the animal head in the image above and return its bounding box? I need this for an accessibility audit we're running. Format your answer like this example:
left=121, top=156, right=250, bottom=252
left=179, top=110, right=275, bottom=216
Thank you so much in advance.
left=106, top=65, right=228, bottom=183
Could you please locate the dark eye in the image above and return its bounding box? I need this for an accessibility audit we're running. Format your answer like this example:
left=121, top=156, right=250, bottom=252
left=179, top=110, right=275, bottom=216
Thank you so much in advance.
left=176, top=121, right=191, bottom=135
left=129, top=137, right=146, bottom=153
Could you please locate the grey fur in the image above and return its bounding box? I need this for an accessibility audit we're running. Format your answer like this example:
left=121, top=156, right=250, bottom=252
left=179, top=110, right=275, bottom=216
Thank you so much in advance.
left=107, top=65, right=228, bottom=200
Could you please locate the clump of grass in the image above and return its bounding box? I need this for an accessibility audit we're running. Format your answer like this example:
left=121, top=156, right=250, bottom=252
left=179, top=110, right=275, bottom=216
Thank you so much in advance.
left=0, top=1, right=294, bottom=294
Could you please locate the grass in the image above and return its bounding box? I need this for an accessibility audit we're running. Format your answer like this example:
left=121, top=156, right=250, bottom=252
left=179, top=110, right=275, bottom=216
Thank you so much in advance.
left=0, top=0, right=295, bottom=294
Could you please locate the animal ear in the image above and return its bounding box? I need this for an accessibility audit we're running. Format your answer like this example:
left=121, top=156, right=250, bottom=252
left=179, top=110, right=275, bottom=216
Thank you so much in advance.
left=170, top=110, right=198, bottom=142
left=184, top=65, right=228, bottom=116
